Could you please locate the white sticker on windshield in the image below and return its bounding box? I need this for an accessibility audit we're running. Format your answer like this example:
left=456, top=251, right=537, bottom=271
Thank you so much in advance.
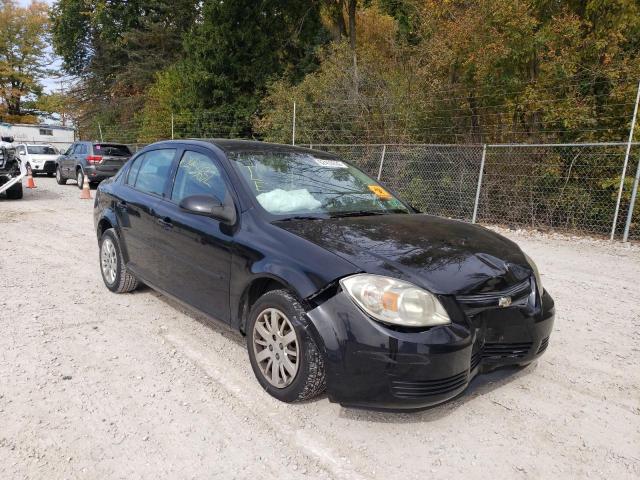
left=314, top=158, right=347, bottom=169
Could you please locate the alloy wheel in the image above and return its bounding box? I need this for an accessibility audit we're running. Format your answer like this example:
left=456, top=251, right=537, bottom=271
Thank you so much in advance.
left=101, top=237, right=117, bottom=285
left=252, top=308, right=299, bottom=388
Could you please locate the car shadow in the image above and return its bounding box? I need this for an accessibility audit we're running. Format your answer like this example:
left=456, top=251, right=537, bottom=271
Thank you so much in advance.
left=146, top=287, right=246, bottom=348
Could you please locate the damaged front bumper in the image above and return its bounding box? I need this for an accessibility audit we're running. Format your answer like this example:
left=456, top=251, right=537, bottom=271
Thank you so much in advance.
left=305, top=289, right=555, bottom=410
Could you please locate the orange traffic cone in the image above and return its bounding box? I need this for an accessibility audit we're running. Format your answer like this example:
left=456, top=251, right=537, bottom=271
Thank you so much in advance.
left=80, top=172, right=92, bottom=200
left=25, top=166, right=37, bottom=189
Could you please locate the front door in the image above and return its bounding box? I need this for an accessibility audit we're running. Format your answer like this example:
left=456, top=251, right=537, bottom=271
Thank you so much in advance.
left=115, top=148, right=177, bottom=285
left=152, top=148, right=233, bottom=322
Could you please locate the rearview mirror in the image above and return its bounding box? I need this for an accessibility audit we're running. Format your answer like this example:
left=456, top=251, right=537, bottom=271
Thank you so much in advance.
left=179, top=194, right=236, bottom=223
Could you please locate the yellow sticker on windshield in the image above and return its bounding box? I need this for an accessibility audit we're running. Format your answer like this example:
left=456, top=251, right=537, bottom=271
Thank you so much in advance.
left=368, top=185, right=392, bottom=200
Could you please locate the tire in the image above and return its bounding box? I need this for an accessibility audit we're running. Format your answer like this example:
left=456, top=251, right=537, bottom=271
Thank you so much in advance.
left=247, top=289, right=326, bottom=402
left=98, top=228, right=138, bottom=293
left=55, top=166, right=66, bottom=185
left=77, top=169, right=84, bottom=189
left=5, top=182, right=23, bottom=200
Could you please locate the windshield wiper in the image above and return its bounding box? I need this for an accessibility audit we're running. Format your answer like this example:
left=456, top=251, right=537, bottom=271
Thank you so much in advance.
left=329, top=210, right=388, bottom=218
left=275, top=215, right=327, bottom=222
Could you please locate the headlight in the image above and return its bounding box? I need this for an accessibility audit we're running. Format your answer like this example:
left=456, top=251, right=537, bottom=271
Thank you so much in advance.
left=523, top=252, right=543, bottom=296
left=340, top=274, right=450, bottom=327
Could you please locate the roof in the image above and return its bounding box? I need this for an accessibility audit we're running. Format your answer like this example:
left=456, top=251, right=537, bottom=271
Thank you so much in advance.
left=0, top=122, right=75, bottom=131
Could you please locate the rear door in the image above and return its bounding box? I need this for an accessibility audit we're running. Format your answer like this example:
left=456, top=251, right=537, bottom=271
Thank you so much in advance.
left=114, top=148, right=177, bottom=285
left=151, top=148, right=234, bottom=321
left=93, top=143, right=132, bottom=175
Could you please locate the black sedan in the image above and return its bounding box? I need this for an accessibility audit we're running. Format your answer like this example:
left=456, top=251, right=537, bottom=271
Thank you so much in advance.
left=93, top=139, right=555, bottom=409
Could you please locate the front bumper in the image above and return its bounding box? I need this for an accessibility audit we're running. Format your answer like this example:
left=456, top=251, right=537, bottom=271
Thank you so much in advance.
left=32, top=161, right=56, bottom=173
left=306, top=289, right=555, bottom=410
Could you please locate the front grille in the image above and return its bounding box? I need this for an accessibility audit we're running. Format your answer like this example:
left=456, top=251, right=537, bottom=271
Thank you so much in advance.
left=470, top=349, right=482, bottom=371
left=537, top=337, right=550, bottom=354
left=481, top=342, right=532, bottom=360
left=456, top=279, right=531, bottom=307
left=390, top=371, right=468, bottom=399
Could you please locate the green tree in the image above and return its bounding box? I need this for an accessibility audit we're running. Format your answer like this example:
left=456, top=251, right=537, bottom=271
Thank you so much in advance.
left=175, top=0, right=329, bottom=135
left=0, top=0, right=51, bottom=119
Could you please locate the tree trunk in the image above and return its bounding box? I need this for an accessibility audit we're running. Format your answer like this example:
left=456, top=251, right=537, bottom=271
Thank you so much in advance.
left=347, top=0, right=358, bottom=97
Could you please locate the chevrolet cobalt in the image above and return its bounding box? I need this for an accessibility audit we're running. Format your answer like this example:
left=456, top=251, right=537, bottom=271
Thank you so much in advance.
left=94, top=140, right=554, bottom=409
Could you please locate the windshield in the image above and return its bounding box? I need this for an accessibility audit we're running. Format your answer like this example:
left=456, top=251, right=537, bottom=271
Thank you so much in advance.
left=27, top=145, right=58, bottom=155
left=228, top=151, right=410, bottom=217
left=93, top=144, right=131, bottom=156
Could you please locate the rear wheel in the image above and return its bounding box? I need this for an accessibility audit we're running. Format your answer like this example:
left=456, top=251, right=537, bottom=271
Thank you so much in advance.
left=247, top=289, right=325, bottom=402
left=99, top=228, right=138, bottom=293
left=55, top=166, right=66, bottom=185
left=76, top=169, right=84, bottom=189
left=5, top=182, right=23, bottom=200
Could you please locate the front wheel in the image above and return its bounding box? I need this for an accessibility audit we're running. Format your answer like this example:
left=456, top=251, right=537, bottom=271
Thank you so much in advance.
left=55, top=166, right=66, bottom=185
left=99, top=228, right=139, bottom=293
left=247, top=289, right=326, bottom=402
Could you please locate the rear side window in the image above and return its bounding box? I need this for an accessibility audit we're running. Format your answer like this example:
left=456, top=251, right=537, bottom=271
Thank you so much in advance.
left=126, top=153, right=145, bottom=185
left=93, top=144, right=131, bottom=156
left=76, top=144, right=87, bottom=155
left=171, top=150, right=226, bottom=203
left=132, top=149, right=176, bottom=196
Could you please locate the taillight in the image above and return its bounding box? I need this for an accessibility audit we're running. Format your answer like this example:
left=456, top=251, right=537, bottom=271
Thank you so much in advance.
left=86, top=155, right=103, bottom=164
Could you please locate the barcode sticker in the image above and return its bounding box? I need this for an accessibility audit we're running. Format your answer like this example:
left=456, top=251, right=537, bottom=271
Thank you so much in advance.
left=314, top=158, right=347, bottom=168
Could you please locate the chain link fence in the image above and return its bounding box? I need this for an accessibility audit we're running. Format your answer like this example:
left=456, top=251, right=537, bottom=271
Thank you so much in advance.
left=307, top=143, right=640, bottom=241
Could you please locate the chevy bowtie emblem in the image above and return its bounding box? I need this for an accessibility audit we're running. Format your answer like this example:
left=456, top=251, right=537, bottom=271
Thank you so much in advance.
left=498, top=296, right=512, bottom=308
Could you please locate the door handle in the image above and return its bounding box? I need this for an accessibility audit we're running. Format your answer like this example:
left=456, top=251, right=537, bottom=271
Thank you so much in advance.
left=157, top=217, right=173, bottom=229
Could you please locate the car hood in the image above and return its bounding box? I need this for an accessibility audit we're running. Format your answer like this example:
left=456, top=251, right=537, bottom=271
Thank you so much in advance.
left=274, top=214, right=532, bottom=295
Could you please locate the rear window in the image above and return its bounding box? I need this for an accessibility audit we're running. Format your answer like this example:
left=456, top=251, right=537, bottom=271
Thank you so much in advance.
left=93, top=144, right=131, bottom=156
left=27, top=146, right=58, bottom=155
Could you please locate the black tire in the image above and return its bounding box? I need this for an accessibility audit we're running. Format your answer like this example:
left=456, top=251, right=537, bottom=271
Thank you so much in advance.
left=247, top=289, right=326, bottom=402
left=5, top=182, right=23, bottom=200
left=98, top=228, right=139, bottom=293
left=55, top=166, right=66, bottom=185
left=76, top=168, right=84, bottom=189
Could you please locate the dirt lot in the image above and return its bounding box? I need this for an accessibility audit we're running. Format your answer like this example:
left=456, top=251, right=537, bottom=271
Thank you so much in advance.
left=1, top=177, right=639, bottom=480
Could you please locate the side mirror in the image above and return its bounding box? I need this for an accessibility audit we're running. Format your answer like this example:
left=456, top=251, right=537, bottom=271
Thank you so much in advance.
left=179, top=194, right=236, bottom=223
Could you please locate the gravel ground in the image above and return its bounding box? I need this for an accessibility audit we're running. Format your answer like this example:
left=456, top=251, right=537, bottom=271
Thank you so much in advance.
left=1, top=177, right=639, bottom=480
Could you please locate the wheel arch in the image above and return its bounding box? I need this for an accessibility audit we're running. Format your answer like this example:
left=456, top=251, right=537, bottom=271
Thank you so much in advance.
left=236, top=275, right=293, bottom=335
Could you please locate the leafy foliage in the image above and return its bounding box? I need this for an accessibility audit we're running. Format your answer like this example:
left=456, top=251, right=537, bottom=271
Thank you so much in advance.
left=0, top=0, right=51, bottom=120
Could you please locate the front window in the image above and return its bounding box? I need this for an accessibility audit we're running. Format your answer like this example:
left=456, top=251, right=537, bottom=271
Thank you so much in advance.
left=27, top=145, right=58, bottom=155
left=229, top=151, right=410, bottom=217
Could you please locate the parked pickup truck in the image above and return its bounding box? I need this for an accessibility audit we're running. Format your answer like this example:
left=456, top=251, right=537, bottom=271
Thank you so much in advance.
left=0, top=137, right=24, bottom=199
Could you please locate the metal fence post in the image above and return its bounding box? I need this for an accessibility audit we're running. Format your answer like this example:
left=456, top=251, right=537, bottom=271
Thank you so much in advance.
left=623, top=147, right=640, bottom=242
left=292, top=101, right=296, bottom=146
left=472, top=144, right=487, bottom=223
left=377, top=144, right=386, bottom=180
left=611, top=80, right=640, bottom=240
